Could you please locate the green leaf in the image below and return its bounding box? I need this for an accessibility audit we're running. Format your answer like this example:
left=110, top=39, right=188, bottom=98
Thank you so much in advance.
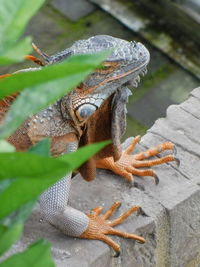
left=0, top=0, right=45, bottom=48
left=0, top=180, right=14, bottom=194
left=0, top=240, right=55, bottom=267
left=0, top=140, right=15, bottom=152
left=0, top=52, right=109, bottom=99
left=29, top=139, right=50, bottom=157
left=0, top=222, right=23, bottom=256
left=0, top=141, right=109, bottom=219
left=60, top=140, right=111, bottom=170
left=0, top=141, right=109, bottom=181
left=0, top=152, right=68, bottom=180
left=0, top=200, right=36, bottom=255
left=3, top=200, right=36, bottom=226
left=0, top=37, right=32, bottom=65
left=0, top=52, right=110, bottom=138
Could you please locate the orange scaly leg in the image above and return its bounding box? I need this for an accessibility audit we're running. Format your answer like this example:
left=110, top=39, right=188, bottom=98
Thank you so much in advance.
left=24, top=55, right=45, bottom=66
left=96, top=136, right=179, bottom=183
left=0, top=73, right=12, bottom=79
left=80, top=202, right=144, bottom=255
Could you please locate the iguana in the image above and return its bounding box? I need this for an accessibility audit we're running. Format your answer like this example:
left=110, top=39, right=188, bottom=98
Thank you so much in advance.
left=0, top=35, right=177, bottom=255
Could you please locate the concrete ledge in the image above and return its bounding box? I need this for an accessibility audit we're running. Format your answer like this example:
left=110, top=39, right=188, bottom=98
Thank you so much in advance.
left=4, top=87, right=200, bottom=267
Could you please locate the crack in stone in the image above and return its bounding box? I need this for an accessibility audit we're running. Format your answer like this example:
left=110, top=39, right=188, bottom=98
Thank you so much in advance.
left=165, top=116, right=200, bottom=147
left=148, top=130, right=200, bottom=159
left=179, top=106, right=200, bottom=121
left=178, top=131, right=200, bottom=147
left=190, top=93, right=200, bottom=101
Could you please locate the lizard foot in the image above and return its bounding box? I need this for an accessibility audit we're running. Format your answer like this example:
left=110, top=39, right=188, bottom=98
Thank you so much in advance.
left=80, top=201, right=145, bottom=255
left=96, top=136, right=179, bottom=183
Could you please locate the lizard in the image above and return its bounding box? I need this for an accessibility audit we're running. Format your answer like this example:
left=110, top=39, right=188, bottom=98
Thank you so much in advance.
left=0, top=35, right=178, bottom=255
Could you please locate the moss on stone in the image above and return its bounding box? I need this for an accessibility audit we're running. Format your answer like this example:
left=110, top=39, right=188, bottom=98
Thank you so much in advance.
left=42, top=4, right=135, bottom=53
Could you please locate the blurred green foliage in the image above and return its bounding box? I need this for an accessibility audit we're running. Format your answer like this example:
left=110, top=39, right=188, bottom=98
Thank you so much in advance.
left=0, top=0, right=109, bottom=266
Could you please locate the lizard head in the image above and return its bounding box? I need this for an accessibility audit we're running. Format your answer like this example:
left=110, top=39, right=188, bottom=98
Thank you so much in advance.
left=58, top=35, right=150, bottom=126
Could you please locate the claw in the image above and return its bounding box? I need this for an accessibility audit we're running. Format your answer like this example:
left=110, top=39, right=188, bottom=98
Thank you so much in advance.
left=114, top=251, right=120, bottom=257
left=129, top=179, right=135, bottom=188
left=174, top=157, right=180, bottom=167
left=173, top=145, right=177, bottom=155
left=136, top=238, right=145, bottom=244
left=154, top=173, right=159, bottom=185
left=137, top=207, right=149, bottom=217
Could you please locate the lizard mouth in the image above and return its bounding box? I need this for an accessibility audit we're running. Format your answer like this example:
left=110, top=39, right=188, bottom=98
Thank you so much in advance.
left=78, top=62, right=148, bottom=96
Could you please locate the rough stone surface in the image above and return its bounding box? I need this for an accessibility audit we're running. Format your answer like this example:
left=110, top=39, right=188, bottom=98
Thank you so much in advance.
left=2, top=87, right=200, bottom=267
left=51, top=0, right=95, bottom=21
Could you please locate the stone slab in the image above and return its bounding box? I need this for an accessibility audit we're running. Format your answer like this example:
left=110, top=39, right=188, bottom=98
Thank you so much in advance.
left=136, top=89, right=200, bottom=266
left=132, top=136, right=200, bottom=267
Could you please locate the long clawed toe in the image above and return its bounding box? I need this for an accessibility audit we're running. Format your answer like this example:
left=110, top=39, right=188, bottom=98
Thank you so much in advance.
left=132, top=141, right=175, bottom=161
left=80, top=202, right=145, bottom=254
left=123, top=138, right=180, bottom=184
left=96, top=137, right=179, bottom=184
left=124, top=135, right=141, bottom=155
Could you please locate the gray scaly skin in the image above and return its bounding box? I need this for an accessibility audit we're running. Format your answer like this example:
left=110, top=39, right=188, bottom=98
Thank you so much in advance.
left=6, top=35, right=150, bottom=249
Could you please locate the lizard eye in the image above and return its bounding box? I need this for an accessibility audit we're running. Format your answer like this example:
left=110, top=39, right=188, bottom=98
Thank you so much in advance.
left=75, top=104, right=97, bottom=121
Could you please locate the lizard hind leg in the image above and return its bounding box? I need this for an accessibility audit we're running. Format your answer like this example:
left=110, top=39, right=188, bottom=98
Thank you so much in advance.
left=80, top=202, right=145, bottom=255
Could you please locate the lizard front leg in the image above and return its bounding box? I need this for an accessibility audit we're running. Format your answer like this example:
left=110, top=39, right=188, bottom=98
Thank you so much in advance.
left=40, top=139, right=89, bottom=236
left=40, top=174, right=89, bottom=236
left=41, top=175, right=144, bottom=254
left=40, top=137, right=145, bottom=253
left=96, top=136, right=179, bottom=183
